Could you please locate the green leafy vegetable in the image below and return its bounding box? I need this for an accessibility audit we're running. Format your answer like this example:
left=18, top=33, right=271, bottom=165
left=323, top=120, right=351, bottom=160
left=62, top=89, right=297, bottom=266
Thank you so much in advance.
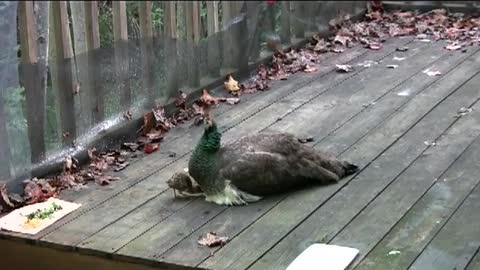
left=26, top=202, right=63, bottom=221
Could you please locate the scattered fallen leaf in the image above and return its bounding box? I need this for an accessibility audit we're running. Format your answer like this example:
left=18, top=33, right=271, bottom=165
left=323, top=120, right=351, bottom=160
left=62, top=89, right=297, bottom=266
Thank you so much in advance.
left=445, top=42, right=463, bottom=50
left=200, top=89, right=221, bottom=105
left=366, top=42, right=383, bottom=50
left=457, top=107, right=473, bottom=116
left=357, top=60, right=378, bottom=68
left=114, top=162, right=130, bottom=172
left=123, top=110, right=133, bottom=120
left=1, top=184, right=15, bottom=208
left=388, top=250, right=401, bottom=256
left=198, top=232, right=229, bottom=247
left=144, top=143, right=160, bottom=154
left=224, top=75, right=241, bottom=94
left=174, top=91, right=188, bottom=109
left=336, top=64, right=353, bottom=73
left=223, top=97, right=240, bottom=105
left=303, top=65, right=318, bottom=73
left=423, top=68, right=442, bottom=76
left=424, top=141, right=437, bottom=146
left=122, top=142, right=139, bottom=152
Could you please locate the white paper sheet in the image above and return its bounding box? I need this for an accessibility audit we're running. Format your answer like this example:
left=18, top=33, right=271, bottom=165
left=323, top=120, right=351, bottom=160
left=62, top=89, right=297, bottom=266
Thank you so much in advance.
left=286, top=244, right=359, bottom=270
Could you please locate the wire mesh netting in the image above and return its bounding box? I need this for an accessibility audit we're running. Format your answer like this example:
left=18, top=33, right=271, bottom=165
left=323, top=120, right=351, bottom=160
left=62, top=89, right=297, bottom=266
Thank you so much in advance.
left=0, top=1, right=366, bottom=188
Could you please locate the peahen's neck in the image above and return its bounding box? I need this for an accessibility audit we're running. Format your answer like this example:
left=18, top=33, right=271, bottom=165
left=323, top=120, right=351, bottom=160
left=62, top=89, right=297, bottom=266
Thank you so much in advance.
left=188, top=124, right=225, bottom=195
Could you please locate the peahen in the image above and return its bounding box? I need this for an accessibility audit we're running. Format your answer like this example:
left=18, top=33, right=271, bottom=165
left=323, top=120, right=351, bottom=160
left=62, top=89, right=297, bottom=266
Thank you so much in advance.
left=169, top=117, right=359, bottom=206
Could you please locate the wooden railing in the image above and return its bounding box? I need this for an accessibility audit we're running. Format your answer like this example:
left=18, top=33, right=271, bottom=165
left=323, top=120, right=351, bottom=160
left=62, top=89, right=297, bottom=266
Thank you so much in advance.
left=0, top=1, right=368, bottom=184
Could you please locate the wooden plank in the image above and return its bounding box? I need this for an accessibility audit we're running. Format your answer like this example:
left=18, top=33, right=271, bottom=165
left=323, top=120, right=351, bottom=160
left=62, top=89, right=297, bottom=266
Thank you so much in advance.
left=356, top=137, right=480, bottom=270
left=248, top=49, right=480, bottom=270
left=408, top=183, right=480, bottom=270
left=112, top=1, right=131, bottom=109
left=0, top=239, right=165, bottom=270
left=139, top=1, right=155, bottom=107
left=262, top=41, right=440, bottom=136
left=280, top=1, right=291, bottom=44
left=201, top=50, right=480, bottom=269
left=84, top=1, right=104, bottom=123
left=82, top=38, right=416, bottom=262
left=184, top=1, right=201, bottom=87
left=162, top=44, right=478, bottom=268
left=318, top=48, right=479, bottom=156
left=206, top=0, right=221, bottom=77
left=30, top=45, right=369, bottom=242
left=330, top=94, right=480, bottom=268
left=466, top=249, right=480, bottom=270
left=18, top=0, right=46, bottom=163
left=51, top=1, right=77, bottom=146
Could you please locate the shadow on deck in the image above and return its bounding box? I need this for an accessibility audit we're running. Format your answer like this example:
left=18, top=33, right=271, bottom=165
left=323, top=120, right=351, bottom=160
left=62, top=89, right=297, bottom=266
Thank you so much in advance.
left=2, top=36, right=480, bottom=270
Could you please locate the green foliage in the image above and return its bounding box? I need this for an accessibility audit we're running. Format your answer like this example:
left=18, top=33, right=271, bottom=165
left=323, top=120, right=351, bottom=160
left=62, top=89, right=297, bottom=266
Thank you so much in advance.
left=3, top=86, right=30, bottom=167
left=98, top=3, right=114, bottom=48
left=151, top=4, right=164, bottom=31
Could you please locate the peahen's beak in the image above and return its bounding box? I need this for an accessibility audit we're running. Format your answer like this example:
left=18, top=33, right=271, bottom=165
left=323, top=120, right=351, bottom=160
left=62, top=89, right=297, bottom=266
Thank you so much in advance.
left=203, top=106, right=215, bottom=128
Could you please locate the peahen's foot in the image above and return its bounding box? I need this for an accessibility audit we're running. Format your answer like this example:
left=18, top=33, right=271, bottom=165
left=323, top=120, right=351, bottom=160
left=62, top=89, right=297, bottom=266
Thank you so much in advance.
left=205, top=181, right=262, bottom=206
left=178, top=190, right=204, bottom=198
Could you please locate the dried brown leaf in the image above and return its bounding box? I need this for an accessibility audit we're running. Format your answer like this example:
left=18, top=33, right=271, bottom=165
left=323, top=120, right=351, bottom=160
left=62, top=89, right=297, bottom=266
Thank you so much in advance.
left=336, top=64, right=353, bottom=73
left=1, top=184, right=15, bottom=208
left=198, top=232, right=229, bottom=247
left=174, top=91, right=188, bottom=109
left=144, top=143, right=160, bottom=154
left=303, top=65, right=318, bottom=73
left=224, top=75, right=241, bottom=94
left=200, top=89, right=221, bottom=106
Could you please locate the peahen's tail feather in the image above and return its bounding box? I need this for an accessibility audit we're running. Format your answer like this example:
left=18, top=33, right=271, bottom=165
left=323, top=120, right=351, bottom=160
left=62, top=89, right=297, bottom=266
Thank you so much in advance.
left=344, top=162, right=359, bottom=176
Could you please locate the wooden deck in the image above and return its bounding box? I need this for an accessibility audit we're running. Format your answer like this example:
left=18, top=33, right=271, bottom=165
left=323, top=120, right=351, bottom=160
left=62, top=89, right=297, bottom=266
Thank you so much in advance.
left=2, top=36, right=480, bottom=270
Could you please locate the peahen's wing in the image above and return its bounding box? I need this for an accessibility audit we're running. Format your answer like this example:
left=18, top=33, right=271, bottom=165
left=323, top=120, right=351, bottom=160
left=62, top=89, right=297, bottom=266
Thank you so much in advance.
left=217, top=148, right=339, bottom=196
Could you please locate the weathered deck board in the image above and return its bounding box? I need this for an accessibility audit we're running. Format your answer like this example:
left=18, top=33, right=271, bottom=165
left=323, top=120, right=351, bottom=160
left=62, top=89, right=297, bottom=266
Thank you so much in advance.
left=241, top=51, right=480, bottom=270
left=466, top=249, right=480, bottom=270
left=330, top=96, right=480, bottom=268
left=74, top=38, right=414, bottom=257
left=408, top=183, right=480, bottom=270
left=161, top=39, right=453, bottom=267
left=355, top=137, right=480, bottom=270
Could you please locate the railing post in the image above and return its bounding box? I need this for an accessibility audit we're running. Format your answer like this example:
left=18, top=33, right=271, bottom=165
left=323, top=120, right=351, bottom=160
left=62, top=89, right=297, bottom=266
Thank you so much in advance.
left=84, top=1, right=104, bottom=123
left=280, top=1, right=291, bottom=45
left=206, top=1, right=221, bottom=78
left=112, top=1, right=131, bottom=110
left=18, top=0, right=47, bottom=164
left=293, top=1, right=305, bottom=40
left=184, top=1, right=201, bottom=87
left=163, top=1, right=178, bottom=101
left=139, top=1, right=155, bottom=107
left=51, top=1, right=77, bottom=146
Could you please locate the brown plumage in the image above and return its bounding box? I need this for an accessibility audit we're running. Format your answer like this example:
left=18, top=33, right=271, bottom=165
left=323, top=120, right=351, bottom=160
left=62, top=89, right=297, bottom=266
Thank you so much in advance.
left=215, top=132, right=358, bottom=196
